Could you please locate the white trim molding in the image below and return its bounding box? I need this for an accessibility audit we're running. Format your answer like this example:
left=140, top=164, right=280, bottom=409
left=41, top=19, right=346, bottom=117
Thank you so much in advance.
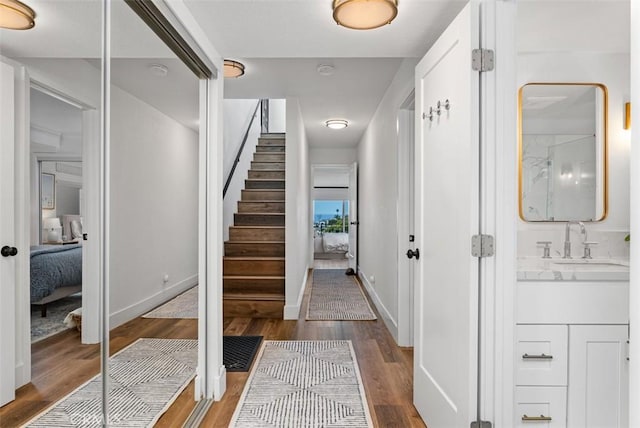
left=358, top=266, right=398, bottom=340
left=284, top=267, right=309, bottom=320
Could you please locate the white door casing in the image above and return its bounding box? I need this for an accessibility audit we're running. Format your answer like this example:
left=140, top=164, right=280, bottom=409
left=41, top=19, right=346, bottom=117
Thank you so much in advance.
left=397, top=103, right=415, bottom=347
left=347, top=162, right=358, bottom=271
left=0, top=59, right=17, bottom=407
left=413, top=3, right=480, bottom=427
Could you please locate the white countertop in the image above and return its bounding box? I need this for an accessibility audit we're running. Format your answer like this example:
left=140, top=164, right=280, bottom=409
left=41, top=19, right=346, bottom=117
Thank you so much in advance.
left=517, top=257, right=629, bottom=281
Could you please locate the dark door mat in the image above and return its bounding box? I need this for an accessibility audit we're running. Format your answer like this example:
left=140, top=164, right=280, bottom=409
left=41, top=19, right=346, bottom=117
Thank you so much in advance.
left=223, top=335, right=263, bottom=372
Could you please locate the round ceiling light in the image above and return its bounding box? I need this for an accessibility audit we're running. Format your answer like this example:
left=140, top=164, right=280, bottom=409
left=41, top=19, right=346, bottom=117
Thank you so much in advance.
left=224, top=59, right=245, bottom=78
left=332, top=0, right=398, bottom=30
left=317, top=64, right=335, bottom=76
left=0, top=0, right=36, bottom=30
left=326, top=119, right=349, bottom=130
left=148, top=63, right=169, bottom=77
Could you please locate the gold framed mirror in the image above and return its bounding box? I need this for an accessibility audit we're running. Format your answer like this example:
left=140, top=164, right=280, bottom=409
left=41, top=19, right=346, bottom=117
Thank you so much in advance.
left=518, top=83, right=608, bottom=222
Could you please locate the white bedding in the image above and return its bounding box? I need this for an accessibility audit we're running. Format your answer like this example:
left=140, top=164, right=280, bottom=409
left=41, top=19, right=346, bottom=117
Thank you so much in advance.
left=322, top=232, right=349, bottom=253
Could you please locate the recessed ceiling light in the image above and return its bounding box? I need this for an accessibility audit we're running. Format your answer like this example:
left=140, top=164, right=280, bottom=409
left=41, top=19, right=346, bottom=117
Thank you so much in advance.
left=224, top=59, right=245, bottom=78
left=326, top=119, right=348, bottom=130
left=0, top=0, right=35, bottom=30
left=317, top=64, right=335, bottom=76
left=332, top=0, right=398, bottom=30
left=149, top=63, right=169, bottom=77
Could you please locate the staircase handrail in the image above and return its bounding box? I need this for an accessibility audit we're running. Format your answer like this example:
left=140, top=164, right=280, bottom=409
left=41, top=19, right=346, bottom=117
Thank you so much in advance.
left=223, top=100, right=261, bottom=197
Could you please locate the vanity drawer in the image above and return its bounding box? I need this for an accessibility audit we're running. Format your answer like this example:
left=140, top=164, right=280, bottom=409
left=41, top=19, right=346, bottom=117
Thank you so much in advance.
left=516, top=325, right=568, bottom=386
left=515, top=386, right=567, bottom=427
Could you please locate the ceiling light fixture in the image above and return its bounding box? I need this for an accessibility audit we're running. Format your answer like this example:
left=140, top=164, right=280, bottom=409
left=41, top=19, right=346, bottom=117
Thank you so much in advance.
left=148, top=63, right=169, bottom=77
left=326, top=119, right=348, bottom=130
left=0, top=0, right=36, bottom=30
left=317, top=64, right=335, bottom=76
left=332, top=0, right=398, bottom=30
left=224, top=59, right=245, bottom=78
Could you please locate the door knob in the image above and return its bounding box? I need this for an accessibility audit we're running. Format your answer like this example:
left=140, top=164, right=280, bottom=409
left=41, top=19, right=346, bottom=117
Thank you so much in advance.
left=406, top=248, right=420, bottom=260
left=1, top=246, right=18, bottom=257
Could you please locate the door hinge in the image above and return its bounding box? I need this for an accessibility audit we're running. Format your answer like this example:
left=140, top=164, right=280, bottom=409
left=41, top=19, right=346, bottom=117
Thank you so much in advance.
left=470, top=421, right=492, bottom=428
left=471, top=234, right=495, bottom=257
left=471, top=49, right=495, bottom=72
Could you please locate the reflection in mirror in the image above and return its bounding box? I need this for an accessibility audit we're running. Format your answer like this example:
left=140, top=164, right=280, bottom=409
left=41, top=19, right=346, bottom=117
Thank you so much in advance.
left=519, top=83, right=607, bottom=222
left=0, top=0, right=103, bottom=423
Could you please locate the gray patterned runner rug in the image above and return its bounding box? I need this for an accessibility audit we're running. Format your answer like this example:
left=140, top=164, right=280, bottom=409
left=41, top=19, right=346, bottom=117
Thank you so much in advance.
left=143, top=286, right=198, bottom=319
left=306, top=269, right=377, bottom=320
left=23, top=338, right=197, bottom=427
left=230, top=340, right=374, bottom=428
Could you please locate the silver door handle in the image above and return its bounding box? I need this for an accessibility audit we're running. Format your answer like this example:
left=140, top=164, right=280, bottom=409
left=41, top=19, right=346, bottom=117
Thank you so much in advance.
left=522, top=353, right=553, bottom=360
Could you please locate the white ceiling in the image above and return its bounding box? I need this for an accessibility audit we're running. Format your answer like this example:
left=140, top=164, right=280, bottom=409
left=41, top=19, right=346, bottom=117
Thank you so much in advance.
left=0, top=0, right=630, bottom=149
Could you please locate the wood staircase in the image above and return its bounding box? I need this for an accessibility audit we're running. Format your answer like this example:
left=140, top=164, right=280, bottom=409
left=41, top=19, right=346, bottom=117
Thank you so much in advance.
left=223, top=133, right=286, bottom=318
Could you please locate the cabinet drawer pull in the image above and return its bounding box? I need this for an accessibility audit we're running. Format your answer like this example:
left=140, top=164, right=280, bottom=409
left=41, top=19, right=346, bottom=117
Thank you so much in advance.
left=522, top=414, right=552, bottom=422
left=522, top=353, right=553, bottom=360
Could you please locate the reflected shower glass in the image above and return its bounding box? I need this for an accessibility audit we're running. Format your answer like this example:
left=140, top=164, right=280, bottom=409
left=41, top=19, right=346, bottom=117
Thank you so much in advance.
left=518, top=83, right=608, bottom=222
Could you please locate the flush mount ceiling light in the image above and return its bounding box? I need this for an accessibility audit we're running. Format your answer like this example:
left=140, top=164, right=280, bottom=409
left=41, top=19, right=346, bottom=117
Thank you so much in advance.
left=224, top=59, right=245, bottom=78
left=0, top=0, right=36, bottom=30
left=317, top=64, right=335, bottom=76
left=326, top=119, right=348, bottom=130
left=148, top=63, right=169, bottom=77
left=332, top=0, right=398, bottom=30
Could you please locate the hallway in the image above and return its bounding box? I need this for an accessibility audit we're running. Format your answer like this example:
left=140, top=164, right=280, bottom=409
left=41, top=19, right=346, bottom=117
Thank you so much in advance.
left=200, top=270, right=423, bottom=427
left=0, top=270, right=422, bottom=427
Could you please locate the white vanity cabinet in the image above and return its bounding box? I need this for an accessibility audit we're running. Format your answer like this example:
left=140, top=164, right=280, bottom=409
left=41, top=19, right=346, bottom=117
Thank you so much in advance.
left=567, top=325, right=629, bottom=428
left=515, top=278, right=629, bottom=428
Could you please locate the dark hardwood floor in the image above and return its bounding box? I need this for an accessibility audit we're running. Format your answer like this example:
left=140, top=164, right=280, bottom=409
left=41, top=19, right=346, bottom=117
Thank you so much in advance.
left=0, top=271, right=425, bottom=427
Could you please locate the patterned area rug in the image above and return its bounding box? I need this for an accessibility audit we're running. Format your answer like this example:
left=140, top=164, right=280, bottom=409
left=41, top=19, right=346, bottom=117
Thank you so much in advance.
left=143, top=286, right=198, bottom=319
left=230, top=340, right=373, bottom=428
left=23, top=338, right=197, bottom=427
left=306, top=269, right=377, bottom=320
left=31, top=294, right=81, bottom=343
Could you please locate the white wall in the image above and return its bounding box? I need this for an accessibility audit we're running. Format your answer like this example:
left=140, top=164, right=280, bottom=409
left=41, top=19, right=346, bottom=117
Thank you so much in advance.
left=109, top=84, right=199, bottom=326
left=223, top=99, right=260, bottom=241
left=310, top=147, right=357, bottom=164
left=356, top=58, right=418, bottom=339
left=269, top=98, right=286, bottom=133
left=284, top=97, right=310, bottom=319
left=517, top=53, right=631, bottom=258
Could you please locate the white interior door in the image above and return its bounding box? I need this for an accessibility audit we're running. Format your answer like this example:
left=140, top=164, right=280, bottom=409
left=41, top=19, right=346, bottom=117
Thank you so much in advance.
left=413, top=3, right=480, bottom=427
left=347, top=162, right=358, bottom=271
left=0, top=59, right=17, bottom=406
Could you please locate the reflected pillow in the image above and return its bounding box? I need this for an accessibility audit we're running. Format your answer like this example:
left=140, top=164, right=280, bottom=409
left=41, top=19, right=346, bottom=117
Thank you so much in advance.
left=70, top=220, right=83, bottom=240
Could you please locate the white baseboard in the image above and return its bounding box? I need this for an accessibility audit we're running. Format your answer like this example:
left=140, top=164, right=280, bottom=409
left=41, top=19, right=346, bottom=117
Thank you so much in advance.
left=212, top=364, right=227, bottom=401
left=109, top=275, right=198, bottom=328
left=284, top=268, right=309, bottom=320
left=357, top=267, right=399, bottom=341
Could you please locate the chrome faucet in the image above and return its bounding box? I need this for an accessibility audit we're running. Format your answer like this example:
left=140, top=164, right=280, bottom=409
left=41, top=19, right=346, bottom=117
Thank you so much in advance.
left=563, top=221, right=586, bottom=259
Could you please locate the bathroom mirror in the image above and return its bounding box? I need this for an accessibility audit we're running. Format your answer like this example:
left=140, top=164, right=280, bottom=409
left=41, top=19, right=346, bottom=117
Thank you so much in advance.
left=518, top=83, right=608, bottom=222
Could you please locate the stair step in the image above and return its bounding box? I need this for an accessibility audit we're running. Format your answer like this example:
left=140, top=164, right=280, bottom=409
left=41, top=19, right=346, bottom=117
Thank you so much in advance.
left=223, top=257, right=285, bottom=276
left=258, top=136, right=286, bottom=146
left=223, top=298, right=284, bottom=318
left=256, top=145, right=285, bottom=153
left=223, top=276, right=285, bottom=294
left=242, top=189, right=285, bottom=201
left=245, top=179, right=285, bottom=190
left=238, top=201, right=285, bottom=213
left=251, top=162, right=285, bottom=170
left=248, top=170, right=285, bottom=179
left=254, top=153, right=285, bottom=162
left=229, top=226, right=285, bottom=241
left=235, top=213, right=285, bottom=226
left=224, top=241, right=285, bottom=257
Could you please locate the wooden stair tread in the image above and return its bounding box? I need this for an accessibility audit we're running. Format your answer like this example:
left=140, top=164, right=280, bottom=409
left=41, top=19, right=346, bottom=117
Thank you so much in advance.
left=224, top=293, right=285, bottom=301
left=223, top=256, right=285, bottom=261
left=224, top=275, right=285, bottom=280
left=231, top=226, right=284, bottom=229
left=225, top=240, right=285, bottom=244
